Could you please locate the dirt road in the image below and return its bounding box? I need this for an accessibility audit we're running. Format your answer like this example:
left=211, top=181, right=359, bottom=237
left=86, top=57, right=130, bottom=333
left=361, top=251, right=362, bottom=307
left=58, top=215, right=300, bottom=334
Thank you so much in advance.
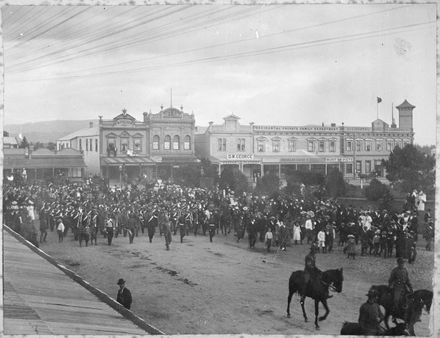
left=40, top=229, right=433, bottom=335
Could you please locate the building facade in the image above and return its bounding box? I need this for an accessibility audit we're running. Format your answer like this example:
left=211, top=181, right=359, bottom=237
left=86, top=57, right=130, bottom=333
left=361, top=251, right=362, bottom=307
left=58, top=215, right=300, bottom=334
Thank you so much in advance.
left=58, top=105, right=197, bottom=185
left=195, top=100, right=415, bottom=184
left=57, top=122, right=100, bottom=176
left=99, top=109, right=153, bottom=184
left=195, top=114, right=257, bottom=179
left=144, top=106, right=197, bottom=179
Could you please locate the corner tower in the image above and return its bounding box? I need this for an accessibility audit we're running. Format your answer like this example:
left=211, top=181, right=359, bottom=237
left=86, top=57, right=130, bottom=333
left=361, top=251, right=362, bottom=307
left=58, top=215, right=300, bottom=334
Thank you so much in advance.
left=396, top=99, right=415, bottom=131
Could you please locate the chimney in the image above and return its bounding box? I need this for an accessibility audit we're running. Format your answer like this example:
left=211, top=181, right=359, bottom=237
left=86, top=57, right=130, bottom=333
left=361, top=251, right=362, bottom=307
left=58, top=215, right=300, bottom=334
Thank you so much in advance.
left=208, top=121, right=214, bottom=131
left=89, top=122, right=93, bottom=128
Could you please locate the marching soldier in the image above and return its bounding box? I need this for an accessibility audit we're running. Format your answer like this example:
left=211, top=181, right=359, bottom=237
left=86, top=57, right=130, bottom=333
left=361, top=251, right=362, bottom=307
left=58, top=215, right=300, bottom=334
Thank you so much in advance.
left=147, top=210, right=158, bottom=243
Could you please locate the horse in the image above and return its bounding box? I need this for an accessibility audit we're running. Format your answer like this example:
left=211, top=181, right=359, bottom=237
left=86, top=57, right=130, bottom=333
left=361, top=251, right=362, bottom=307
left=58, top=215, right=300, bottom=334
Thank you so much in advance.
left=370, top=285, right=428, bottom=336
left=413, top=289, right=433, bottom=314
left=340, top=321, right=409, bottom=336
left=287, top=268, right=343, bottom=329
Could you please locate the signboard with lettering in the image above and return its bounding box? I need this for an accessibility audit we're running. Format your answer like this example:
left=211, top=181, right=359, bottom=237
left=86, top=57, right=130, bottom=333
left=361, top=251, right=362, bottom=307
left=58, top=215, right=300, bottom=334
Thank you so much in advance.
left=226, top=153, right=254, bottom=160
left=325, top=157, right=353, bottom=163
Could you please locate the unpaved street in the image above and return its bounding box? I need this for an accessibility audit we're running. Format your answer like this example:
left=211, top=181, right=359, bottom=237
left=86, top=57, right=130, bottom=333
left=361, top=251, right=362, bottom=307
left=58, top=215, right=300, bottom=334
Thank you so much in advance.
left=40, top=228, right=433, bottom=335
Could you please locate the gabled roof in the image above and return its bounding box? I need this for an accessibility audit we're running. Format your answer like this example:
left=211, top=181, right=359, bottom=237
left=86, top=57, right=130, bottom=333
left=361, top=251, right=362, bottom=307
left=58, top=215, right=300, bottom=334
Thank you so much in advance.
left=372, top=119, right=389, bottom=127
left=396, top=100, right=415, bottom=109
left=3, top=136, right=19, bottom=145
left=58, top=126, right=99, bottom=140
left=223, top=114, right=240, bottom=120
left=113, top=109, right=136, bottom=121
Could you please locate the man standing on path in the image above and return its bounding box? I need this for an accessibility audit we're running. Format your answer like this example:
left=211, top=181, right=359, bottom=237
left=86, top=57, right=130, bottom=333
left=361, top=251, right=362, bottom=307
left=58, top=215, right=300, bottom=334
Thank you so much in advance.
left=116, top=278, right=132, bottom=310
left=265, top=228, right=273, bottom=252
left=56, top=217, right=65, bottom=242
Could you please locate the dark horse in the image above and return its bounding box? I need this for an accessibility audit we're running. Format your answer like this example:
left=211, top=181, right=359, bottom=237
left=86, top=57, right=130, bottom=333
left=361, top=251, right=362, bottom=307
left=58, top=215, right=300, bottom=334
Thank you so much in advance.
left=340, top=321, right=409, bottom=336
left=370, top=285, right=431, bottom=336
left=287, top=268, right=343, bottom=329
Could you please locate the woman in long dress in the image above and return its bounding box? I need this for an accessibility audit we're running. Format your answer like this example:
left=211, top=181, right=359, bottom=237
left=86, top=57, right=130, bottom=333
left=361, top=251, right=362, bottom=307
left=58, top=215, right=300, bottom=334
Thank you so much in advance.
left=293, top=222, right=301, bottom=244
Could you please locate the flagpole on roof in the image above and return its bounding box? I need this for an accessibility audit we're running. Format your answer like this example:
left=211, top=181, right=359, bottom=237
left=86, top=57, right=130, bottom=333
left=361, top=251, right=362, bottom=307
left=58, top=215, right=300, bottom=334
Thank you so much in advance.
left=376, top=96, right=382, bottom=119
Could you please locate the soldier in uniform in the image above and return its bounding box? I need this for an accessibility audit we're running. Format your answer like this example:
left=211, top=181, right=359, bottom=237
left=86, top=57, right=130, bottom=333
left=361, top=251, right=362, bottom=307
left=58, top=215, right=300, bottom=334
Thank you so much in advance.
left=163, top=212, right=172, bottom=250
left=358, top=288, right=385, bottom=335
left=300, top=246, right=319, bottom=304
left=178, top=210, right=186, bottom=243
left=388, top=257, right=413, bottom=319
left=147, top=210, right=158, bottom=243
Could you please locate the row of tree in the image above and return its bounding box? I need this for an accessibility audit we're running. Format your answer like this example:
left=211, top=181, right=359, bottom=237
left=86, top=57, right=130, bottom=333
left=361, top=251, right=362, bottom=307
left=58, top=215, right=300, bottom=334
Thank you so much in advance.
left=171, top=144, right=435, bottom=208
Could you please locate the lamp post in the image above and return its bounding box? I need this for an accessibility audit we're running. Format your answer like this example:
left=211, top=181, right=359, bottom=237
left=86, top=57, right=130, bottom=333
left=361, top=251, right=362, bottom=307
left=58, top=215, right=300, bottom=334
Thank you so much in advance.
left=119, top=165, right=122, bottom=188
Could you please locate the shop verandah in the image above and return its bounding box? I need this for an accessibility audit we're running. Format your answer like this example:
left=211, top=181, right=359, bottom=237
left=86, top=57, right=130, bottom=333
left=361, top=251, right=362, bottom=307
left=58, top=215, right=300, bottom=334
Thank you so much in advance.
left=101, top=156, right=156, bottom=187
left=3, top=148, right=86, bottom=184
left=213, top=155, right=352, bottom=184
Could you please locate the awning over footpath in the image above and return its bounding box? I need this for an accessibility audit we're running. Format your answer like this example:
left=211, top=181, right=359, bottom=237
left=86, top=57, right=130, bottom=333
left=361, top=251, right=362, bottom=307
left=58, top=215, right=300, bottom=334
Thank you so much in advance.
left=158, top=155, right=200, bottom=164
left=101, top=156, right=156, bottom=166
left=4, top=156, right=86, bottom=169
left=208, top=156, right=261, bottom=165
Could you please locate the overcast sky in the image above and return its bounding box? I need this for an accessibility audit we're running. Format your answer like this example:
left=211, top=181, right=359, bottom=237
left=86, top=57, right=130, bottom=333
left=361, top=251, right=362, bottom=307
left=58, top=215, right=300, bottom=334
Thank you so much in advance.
left=3, top=4, right=437, bottom=145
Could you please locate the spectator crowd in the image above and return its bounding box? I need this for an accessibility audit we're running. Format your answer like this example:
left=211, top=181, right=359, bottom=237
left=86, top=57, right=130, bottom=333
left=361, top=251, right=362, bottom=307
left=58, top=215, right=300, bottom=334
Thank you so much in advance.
left=3, top=179, right=434, bottom=262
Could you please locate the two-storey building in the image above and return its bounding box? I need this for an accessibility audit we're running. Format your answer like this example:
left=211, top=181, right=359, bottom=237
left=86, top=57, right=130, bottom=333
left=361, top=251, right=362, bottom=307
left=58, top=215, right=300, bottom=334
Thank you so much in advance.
left=195, top=99, right=415, bottom=184
left=195, top=114, right=257, bottom=180
left=99, top=109, right=153, bottom=184
left=144, top=105, right=197, bottom=179
left=57, top=122, right=100, bottom=176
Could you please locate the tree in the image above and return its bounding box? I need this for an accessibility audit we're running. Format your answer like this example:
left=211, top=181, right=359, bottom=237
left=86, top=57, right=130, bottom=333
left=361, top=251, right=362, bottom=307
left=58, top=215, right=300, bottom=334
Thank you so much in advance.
left=32, top=141, right=45, bottom=151
left=382, top=144, right=435, bottom=194
left=255, top=173, right=280, bottom=195
left=47, top=142, right=57, bottom=151
left=219, top=166, right=249, bottom=193
left=325, top=168, right=346, bottom=198
left=19, top=136, right=29, bottom=149
left=173, top=164, right=200, bottom=187
left=365, top=178, right=389, bottom=201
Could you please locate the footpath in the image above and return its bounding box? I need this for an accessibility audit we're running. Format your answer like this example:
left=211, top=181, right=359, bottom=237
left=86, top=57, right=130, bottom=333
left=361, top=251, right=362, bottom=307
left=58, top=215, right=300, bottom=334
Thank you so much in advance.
left=3, top=226, right=164, bottom=335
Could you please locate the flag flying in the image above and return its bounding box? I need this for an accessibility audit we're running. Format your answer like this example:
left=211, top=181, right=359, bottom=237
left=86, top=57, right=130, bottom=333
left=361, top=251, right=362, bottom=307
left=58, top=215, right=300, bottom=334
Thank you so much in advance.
left=377, top=97, right=382, bottom=103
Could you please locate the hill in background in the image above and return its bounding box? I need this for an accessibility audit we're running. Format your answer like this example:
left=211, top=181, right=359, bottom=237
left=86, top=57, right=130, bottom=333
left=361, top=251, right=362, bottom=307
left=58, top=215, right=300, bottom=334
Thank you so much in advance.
left=4, top=120, right=97, bottom=143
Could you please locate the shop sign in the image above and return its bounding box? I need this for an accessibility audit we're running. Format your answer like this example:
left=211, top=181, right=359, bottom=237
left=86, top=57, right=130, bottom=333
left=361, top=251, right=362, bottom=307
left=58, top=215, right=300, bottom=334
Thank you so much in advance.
left=325, top=157, right=353, bottom=163
left=226, top=153, right=254, bottom=160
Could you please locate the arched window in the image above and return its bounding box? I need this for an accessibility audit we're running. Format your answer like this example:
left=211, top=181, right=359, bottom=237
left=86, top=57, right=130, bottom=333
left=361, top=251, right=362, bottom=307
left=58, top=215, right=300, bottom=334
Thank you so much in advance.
left=173, top=135, right=180, bottom=150
left=257, top=137, right=267, bottom=153
left=164, top=135, right=171, bottom=150
left=184, top=135, right=191, bottom=150
left=153, top=135, right=160, bottom=150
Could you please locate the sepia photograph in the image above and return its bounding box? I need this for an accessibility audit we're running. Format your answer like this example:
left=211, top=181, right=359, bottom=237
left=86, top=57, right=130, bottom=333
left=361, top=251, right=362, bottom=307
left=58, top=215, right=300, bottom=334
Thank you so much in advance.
left=2, top=2, right=437, bottom=336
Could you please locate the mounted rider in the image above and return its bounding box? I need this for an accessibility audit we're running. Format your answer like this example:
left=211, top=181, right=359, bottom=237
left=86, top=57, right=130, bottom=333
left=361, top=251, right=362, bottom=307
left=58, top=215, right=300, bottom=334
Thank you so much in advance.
left=388, top=257, right=413, bottom=319
left=358, top=288, right=385, bottom=335
left=301, top=245, right=320, bottom=303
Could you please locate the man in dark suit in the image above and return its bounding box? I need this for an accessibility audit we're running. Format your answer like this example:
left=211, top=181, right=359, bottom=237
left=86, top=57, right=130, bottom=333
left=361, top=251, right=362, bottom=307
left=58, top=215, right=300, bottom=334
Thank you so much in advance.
left=116, top=278, right=132, bottom=309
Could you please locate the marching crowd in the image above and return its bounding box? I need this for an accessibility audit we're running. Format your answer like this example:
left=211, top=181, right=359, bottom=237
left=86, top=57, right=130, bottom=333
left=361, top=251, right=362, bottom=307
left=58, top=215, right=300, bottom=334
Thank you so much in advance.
left=3, top=179, right=434, bottom=260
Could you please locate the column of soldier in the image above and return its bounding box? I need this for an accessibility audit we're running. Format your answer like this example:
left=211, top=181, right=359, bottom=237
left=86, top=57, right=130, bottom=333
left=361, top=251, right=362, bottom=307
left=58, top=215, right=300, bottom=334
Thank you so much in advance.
left=2, top=180, right=434, bottom=258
